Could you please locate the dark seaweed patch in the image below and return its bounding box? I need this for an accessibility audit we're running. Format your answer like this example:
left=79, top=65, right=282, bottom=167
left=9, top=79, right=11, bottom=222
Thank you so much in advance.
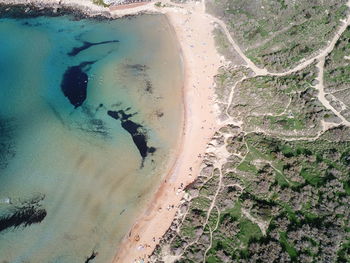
left=76, top=120, right=109, bottom=138
left=107, top=109, right=156, bottom=166
left=0, top=206, right=47, bottom=232
left=75, top=105, right=109, bottom=138
left=76, top=117, right=109, bottom=138
left=145, top=79, right=153, bottom=93
left=0, top=194, right=46, bottom=233
left=85, top=251, right=98, bottom=263
left=0, top=118, right=16, bottom=170
left=60, top=61, right=95, bottom=108
left=21, top=21, right=42, bottom=27
left=126, top=64, right=148, bottom=73
left=68, top=40, right=119, bottom=56
left=125, top=64, right=153, bottom=93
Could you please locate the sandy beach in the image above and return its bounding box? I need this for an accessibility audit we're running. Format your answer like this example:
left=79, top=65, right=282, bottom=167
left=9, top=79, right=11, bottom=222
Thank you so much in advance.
left=111, top=1, right=223, bottom=262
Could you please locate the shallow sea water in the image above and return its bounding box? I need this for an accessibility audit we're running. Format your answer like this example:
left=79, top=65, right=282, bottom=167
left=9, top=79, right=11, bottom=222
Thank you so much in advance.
left=0, top=14, right=183, bottom=262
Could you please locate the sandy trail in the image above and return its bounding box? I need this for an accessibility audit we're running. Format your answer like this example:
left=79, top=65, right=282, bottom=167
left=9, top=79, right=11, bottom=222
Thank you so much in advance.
left=315, top=58, right=350, bottom=126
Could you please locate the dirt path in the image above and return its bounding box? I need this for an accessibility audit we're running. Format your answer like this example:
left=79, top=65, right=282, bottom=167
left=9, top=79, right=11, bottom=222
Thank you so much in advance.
left=207, top=16, right=270, bottom=76
left=205, top=0, right=350, bottom=78
left=211, top=0, right=350, bottom=127
left=315, top=58, right=350, bottom=126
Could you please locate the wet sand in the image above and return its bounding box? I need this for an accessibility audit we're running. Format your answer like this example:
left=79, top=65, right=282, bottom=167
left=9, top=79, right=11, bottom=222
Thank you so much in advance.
left=111, top=1, right=223, bottom=262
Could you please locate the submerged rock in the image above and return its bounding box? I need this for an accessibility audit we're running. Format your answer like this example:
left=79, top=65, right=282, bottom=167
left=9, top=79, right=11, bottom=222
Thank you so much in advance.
left=60, top=61, right=95, bottom=108
left=107, top=109, right=156, bottom=166
left=85, top=251, right=98, bottom=263
left=0, top=194, right=47, bottom=233
left=68, top=40, right=119, bottom=56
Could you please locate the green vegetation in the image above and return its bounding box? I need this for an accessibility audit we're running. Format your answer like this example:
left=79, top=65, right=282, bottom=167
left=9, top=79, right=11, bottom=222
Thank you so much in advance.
left=152, top=127, right=350, bottom=262
left=237, top=218, right=262, bottom=246
left=162, top=48, right=349, bottom=261
left=151, top=1, right=350, bottom=262
left=155, top=2, right=163, bottom=7
left=212, top=26, right=246, bottom=65
left=92, top=0, right=109, bottom=7
left=225, top=63, right=340, bottom=138
left=214, top=66, right=251, bottom=104
left=213, top=27, right=231, bottom=57
left=324, top=26, right=350, bottom=121
left=279, top=232, right=298, bottom=260
left=207, top=0, right=348, bottom=71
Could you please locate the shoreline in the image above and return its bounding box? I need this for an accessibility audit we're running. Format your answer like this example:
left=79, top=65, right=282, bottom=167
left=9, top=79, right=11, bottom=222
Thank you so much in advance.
left=0, top=1, right=223, bottom=262
left=112, top=1, right=222, bottom=262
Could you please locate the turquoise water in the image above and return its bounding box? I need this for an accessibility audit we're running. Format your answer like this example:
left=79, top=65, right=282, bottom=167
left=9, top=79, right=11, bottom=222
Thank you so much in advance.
left=0, top=14, right=183, bottom=262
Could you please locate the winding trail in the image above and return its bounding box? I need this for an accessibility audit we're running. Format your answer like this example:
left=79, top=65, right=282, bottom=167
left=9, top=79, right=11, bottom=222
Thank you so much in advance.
left=315, top=58, right=350, bottom=126
left=211, top=0, right=350, bottom=128
left=205, top=0, right=350, bottom=78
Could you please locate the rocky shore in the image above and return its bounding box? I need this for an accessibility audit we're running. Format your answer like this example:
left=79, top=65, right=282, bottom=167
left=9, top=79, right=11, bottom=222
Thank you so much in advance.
left=105, top=0, right=150, bottom=7
left=0, top=0, right=111, bottom=18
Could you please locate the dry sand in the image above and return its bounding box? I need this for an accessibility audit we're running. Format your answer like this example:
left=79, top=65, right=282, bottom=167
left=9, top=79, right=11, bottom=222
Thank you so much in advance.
left=111, top=1, right=223, bottom=262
